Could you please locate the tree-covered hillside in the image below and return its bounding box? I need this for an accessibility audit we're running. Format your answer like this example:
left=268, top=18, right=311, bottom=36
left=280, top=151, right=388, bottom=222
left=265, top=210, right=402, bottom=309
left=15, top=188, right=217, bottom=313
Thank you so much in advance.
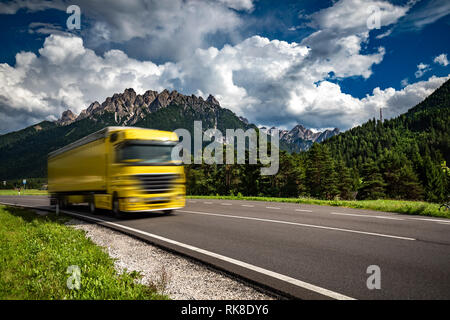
left=323, top=79, right=450, bottom=202
left=184, top=80, right=450, bottom=203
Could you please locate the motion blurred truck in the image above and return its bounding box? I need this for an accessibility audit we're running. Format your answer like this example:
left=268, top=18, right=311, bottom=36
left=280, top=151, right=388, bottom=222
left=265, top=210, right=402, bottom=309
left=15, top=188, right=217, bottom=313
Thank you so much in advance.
left=48, top=127, right=185, bottom=217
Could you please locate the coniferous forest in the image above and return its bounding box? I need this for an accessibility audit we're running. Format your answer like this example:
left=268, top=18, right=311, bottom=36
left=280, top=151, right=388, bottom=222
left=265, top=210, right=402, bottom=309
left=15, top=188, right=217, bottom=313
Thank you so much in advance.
left=185, top=80, right=450, bottom=203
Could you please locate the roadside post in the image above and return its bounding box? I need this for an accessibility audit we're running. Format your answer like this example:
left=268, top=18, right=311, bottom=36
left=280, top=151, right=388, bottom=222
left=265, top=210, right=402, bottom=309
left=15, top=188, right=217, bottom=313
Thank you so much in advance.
left=23, top=179, right=26, bottom=195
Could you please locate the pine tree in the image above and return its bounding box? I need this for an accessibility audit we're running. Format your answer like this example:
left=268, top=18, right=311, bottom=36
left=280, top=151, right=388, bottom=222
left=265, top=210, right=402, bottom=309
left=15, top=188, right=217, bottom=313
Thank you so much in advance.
left=336, top=160, right=355, bottom=200
left=357, top=161, right=386, bottom=200
left=397, top=164, right=424, bottom=200
left=423, top=155, right=446, bottom=202
left=305, top=144, right=338, bottom=199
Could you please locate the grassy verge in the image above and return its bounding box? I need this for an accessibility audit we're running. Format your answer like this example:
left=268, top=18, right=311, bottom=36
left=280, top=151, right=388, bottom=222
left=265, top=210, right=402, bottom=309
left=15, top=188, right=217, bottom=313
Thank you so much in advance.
left=187, top=195, right=449, bottom=219
left=0, top=205, right=167, bottom=300
left=0, top=189, right=48, bottom=196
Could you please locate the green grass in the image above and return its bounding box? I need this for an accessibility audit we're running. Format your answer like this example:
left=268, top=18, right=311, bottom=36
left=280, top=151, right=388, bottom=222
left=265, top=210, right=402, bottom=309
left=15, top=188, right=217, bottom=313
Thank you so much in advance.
left=187, top=195, right=449, bottom=219
left=0, top=205, right=167, bottom=300
left=0, top=189, right=48, bottom=196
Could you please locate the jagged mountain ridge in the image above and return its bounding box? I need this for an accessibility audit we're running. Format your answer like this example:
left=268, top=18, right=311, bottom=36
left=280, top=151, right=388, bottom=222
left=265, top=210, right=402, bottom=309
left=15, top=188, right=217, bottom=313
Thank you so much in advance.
left=56, top=88, right=339, bottom=152
left=260, top=125, right=340, bottom=152
left=58, top=88, right=223, bottom=127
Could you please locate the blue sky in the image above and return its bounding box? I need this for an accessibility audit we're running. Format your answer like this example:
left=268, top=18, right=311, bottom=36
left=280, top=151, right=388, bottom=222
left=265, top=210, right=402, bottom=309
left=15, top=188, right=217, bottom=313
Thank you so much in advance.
left=0, top=0, right=449, bottom=134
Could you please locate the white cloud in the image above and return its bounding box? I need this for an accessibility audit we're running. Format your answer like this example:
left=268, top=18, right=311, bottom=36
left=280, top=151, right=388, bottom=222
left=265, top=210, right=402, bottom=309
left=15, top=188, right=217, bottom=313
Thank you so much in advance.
left=434, top=53, right=449, bottom=66
left=376, top=29, right=392, bottom=39
left=0, top=0, right=247, bottom=63
left=414, top=62, right=431, bottom=78
left=1, top=33, right=448, bottom=134
left=401, top=78, right=409, bottom=87
left=218, top=0, right=254, bottom=11
left=1, top=0, right=448, bottom=134
left=0, top=35, right=174, bottom=133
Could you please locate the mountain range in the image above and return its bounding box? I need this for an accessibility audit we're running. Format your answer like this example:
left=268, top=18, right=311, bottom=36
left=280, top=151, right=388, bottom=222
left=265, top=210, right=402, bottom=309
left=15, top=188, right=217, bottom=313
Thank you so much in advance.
left=0, top=88, right=339, bottom=179
left=261, top=125, right=340, bottom=152
left=55, top=88, right=339, bottom=151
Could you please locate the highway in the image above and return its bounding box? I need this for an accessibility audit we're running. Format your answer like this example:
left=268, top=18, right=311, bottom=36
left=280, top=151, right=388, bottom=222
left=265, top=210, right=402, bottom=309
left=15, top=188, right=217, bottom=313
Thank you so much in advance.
left=1, top=195, right=449, bottom=300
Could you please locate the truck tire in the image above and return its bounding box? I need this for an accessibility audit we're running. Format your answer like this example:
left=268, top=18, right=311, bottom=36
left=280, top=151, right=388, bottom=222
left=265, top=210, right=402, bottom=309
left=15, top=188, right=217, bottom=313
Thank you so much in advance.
left=55, top=201, right=60, bottom=216
left=112, top=197, right=124, bottom=219
left=88, top=196, right=96, bottom=214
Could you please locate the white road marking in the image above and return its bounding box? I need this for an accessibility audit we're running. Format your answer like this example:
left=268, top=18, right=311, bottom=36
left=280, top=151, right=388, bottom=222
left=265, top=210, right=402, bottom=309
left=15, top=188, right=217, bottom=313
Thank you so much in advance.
left=438, top=222, right=450, bottom=225
left=62, top=210, right=355, bottom=300
left=296, top=209, right=313, bottom=212
left=190, top=200, right=197, bottom=203
left=330, top=212, right=404, bottom=221
left=409, top=217, right=450, bottom=223
left=241, top=204, right=254, bottom=208
left=180, top=210, right=415, bottom=241
left=221, top=203, right=232, bottom=206
left=204, top=202, right=213, bottom=204
left=266, top=206, right=281, bottom=210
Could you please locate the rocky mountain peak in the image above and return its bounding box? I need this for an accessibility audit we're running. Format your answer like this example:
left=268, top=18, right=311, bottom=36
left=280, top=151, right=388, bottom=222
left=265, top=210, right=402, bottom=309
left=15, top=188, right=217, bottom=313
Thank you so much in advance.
left=57, top=109, right=76, bottom=126
left=57, top=88, right=226, bottom=127
left=206, top=94, right=220, bottom=106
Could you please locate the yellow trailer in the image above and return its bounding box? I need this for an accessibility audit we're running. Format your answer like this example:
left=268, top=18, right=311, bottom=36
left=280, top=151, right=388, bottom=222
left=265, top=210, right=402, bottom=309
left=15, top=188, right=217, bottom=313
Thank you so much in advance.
left=48, top=126, right=185, bottom=217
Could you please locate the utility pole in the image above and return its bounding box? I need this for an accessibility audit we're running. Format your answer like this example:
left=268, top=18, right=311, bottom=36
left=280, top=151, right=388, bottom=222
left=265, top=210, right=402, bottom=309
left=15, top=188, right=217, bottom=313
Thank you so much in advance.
left=380, top=108, right=383, bottom=123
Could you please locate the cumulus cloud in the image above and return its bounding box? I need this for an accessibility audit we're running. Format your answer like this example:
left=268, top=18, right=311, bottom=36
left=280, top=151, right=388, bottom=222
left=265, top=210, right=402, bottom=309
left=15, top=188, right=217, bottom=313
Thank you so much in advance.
left=1, top=33, right=448, bottom=134
left=0, top=35, right=175, bottom=133
left=1, top=0, right=448, bottom=134
left=434, top=53, right=449, bottom=66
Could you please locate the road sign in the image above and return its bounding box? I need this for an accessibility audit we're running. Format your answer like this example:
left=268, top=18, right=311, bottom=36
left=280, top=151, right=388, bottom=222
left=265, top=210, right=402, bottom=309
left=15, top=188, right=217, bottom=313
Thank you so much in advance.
left=2, top=181, right=5, bottom=186
left=23, top=179, right=26, bottom=185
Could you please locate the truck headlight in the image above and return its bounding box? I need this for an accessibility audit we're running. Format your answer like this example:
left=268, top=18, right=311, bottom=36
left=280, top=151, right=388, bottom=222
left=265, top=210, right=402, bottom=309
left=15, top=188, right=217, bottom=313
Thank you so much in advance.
left=127, top=197, right=140, bottom=203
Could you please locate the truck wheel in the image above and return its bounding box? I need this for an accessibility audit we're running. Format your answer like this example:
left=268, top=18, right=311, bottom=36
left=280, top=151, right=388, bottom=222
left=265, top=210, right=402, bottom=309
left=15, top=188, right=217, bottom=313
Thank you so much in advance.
left=55, top=202, right=60, bottom=216
left=88, top=197, right=96, bottom=214
left=112, top=197, right=124, bottom=219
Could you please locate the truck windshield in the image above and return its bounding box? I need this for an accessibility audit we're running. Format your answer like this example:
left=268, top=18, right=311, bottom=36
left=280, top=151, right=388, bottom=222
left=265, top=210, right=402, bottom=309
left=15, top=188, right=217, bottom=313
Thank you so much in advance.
left=117, top=144, right=176, bottom=165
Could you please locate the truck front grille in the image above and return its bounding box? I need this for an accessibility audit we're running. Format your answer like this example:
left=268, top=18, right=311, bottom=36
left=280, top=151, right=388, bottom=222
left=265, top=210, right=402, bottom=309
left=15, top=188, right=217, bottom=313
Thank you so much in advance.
left=135, top=174, right=178, bottom=194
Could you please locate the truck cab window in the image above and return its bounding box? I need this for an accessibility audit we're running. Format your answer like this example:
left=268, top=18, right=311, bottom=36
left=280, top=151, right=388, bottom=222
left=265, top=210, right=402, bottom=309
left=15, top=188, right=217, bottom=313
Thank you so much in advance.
left=117, top=144, right=175, bottom=165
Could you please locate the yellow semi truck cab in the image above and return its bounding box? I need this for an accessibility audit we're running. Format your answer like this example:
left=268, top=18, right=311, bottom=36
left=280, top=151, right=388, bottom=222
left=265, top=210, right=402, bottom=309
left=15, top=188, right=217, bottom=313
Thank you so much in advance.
left=48, top=126, right=185, bottom=216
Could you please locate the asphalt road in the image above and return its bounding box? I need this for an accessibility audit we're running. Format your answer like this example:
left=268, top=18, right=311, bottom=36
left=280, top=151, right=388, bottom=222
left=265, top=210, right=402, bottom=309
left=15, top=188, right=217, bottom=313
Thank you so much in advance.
left=1, top=195, right=449, bottom=300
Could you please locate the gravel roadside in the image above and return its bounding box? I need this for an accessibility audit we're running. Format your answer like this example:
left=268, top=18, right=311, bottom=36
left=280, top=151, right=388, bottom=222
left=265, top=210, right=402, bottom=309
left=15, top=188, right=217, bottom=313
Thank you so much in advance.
left=66, top=218, right=275, bottom=300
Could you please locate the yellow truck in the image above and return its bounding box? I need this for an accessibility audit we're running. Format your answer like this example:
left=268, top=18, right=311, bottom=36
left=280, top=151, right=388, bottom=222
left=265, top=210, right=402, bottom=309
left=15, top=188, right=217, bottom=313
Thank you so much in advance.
left=48, top=126, right=185, bottom=217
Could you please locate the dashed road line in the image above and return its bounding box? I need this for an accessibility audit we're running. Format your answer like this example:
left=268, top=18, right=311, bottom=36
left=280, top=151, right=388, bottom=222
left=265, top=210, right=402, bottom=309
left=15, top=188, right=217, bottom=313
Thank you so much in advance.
left=330, top=212, right=404, bottom=221
left=409, top=217, right=450, bottom=223
left=179, top=209, right=416, bottom=241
